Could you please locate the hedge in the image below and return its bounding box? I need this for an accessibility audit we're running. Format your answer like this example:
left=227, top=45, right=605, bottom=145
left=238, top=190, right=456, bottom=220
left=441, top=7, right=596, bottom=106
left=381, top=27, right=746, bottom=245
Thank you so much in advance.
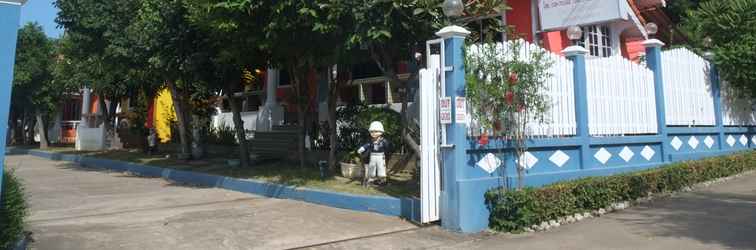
left=486, top=151, right=756, bottom=233
left=1, top=170, right=27, bottom=249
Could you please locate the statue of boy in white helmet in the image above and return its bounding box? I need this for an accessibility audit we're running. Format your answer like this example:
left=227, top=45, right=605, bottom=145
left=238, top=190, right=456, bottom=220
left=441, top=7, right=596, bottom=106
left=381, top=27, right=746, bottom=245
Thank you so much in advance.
left=357, top=121, right=391, bottom=186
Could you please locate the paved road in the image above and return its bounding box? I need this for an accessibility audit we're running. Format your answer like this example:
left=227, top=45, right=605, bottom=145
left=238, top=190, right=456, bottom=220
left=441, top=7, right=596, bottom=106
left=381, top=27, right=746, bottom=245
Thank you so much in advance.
left=9, top=154, right=756, bottom=250
left=6, top=155, right=417, bottom=250
left=313, top=171, right=756, bottom=250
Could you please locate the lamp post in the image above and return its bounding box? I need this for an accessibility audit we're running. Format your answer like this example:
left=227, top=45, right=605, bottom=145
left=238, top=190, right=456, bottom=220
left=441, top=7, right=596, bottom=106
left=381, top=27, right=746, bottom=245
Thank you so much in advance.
left=645, top=22, right=658, bottom=39
left=441, top=0, right=464, bottom=19
left=567, top=26, right=583, bottom=46
left=0, top=0, right=27, bottom=201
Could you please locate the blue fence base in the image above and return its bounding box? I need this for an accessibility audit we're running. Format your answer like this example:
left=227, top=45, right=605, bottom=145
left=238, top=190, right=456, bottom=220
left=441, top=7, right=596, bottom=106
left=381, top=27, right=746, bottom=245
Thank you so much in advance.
left=452, top=129, right=755, bottom=233
left=10, top=149, right=421, bottom=222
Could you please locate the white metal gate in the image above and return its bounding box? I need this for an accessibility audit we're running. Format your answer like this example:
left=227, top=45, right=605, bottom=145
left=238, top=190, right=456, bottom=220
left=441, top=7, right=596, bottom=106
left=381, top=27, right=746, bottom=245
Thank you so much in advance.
left=419, top=40, right=444, bottom=223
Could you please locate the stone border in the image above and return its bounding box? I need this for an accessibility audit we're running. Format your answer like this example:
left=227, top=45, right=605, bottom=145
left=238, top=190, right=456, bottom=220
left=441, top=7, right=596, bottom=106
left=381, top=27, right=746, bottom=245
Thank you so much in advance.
left=7, top=148, right=421, bottom=221
left=521, top=170, right=756, bottom=233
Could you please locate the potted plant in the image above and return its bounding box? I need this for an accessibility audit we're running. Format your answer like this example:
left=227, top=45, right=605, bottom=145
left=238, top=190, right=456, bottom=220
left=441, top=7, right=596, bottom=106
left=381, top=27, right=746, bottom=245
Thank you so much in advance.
left=339, top=151, right=364, bottom=179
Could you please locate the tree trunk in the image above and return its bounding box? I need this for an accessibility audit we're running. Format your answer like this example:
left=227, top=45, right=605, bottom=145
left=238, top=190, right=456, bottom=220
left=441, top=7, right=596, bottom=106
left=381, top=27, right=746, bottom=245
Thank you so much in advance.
left=327, top=88, right=338, bottom=170
left=167, top=81, right=192, bottom=160
left=8, top=110, right=18, bottom=145
left=297, top=105, right=306, bottom=169
left=36, top=111, right=49, bottom=149
left=290, top=67, right=308, bottom=169
left=23, top=109, right=35, bottom=145
left=226, top=94, right=250, bottom=168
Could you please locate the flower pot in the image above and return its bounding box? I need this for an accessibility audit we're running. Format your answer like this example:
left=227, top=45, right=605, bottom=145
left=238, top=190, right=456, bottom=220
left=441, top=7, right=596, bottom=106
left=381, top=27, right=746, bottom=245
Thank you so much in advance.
left=340, top=162, right=364, bottom=179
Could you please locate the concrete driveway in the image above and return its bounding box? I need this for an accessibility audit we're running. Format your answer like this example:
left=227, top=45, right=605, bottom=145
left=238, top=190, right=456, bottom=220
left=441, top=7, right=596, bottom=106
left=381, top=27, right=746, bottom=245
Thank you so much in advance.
left=6, top=155, right=417, bottom=250
left=9, top=154, right=756, bottom=250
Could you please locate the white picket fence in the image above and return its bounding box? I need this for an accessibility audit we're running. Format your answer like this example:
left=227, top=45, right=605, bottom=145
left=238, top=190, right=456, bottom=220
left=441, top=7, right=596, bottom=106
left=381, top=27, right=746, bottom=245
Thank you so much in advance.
left=721, top=80, right=756, bottom=126
left=586, top=56, right=658, bottom=136
left=466, top=40, right=577, bottom=138
left=661, top=48, right=717, bottom=126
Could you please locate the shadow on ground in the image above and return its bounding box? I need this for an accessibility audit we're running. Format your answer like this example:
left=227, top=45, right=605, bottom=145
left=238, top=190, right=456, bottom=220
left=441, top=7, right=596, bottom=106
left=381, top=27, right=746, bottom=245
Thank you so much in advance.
left=612, top=188, right=756, bottom=249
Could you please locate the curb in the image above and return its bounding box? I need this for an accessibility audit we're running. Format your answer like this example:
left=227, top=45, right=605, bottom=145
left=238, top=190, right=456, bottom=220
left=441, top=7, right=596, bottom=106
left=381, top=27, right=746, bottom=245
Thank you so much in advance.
left=9, top=148, right=421, bottom=221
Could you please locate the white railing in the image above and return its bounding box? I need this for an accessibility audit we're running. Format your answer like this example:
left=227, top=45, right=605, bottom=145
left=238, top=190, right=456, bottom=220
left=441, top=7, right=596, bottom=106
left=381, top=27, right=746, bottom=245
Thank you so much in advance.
left=586, top=56, right=658, bottom=136
left=661, top=48, right=716, bottom=126
left=721, top=80, right=756, bottom=126
left=466, top=40, right=577, bottom=138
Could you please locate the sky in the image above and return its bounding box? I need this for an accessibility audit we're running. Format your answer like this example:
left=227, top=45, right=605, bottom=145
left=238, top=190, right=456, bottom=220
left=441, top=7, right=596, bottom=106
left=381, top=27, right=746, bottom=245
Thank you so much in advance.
left=19, top=0, right=63, bottom=38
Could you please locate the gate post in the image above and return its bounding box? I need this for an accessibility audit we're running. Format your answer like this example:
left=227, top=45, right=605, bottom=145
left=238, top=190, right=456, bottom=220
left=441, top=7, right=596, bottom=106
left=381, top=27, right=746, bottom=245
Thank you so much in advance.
left=705, top=53, right=727, bottom=151
left=643, top=39, right=669, bottom=161
left=0, top=0, right=24, bottom=201
left=435, top=25, right=474, bottom=232
left=562, top=46, right=590, bottom=169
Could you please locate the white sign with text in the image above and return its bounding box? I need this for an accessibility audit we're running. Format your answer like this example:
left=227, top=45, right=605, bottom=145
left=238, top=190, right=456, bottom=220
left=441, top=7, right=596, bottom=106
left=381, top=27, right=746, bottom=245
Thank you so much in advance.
left=538, top=0, right=628, bottom=31
left=440, top=97, right=452, bottom=124
left=455, top=97, right=467, bottom=124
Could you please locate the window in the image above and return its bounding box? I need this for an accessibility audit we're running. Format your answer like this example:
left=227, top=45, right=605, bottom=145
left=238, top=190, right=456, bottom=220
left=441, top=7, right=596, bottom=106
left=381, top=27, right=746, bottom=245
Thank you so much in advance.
left=578, top=25, right=613, bottom=57
left=279, top=69, right=291, bottom=87
left=62, top=99, right=81, bottom=121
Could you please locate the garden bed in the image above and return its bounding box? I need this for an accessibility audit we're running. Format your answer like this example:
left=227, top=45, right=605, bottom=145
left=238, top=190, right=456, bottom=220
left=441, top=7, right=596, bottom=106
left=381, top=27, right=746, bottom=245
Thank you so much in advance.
left=485, top=151, right=756, bottom=233
left=40, top=145, right=419, bottom=197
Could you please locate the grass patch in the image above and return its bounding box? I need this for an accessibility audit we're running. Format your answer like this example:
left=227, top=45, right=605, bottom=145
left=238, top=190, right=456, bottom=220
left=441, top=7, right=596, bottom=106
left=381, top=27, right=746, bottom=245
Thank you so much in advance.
left=40, top=145, right=418, bottom=197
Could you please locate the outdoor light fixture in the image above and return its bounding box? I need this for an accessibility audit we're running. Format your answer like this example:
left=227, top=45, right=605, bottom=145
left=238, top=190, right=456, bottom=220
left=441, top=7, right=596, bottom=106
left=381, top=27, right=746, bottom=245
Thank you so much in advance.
left=442, top=0, right=464, bottom=18
left=703, top=37, right=713, bottom=49
left=566, top=26, right=583, bottom=44
left=645, top=22, right=658, bottom=37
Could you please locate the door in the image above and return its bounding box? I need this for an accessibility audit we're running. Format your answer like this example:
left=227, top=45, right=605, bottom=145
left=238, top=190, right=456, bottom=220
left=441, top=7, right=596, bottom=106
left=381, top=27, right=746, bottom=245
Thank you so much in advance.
left=419, top=51, right=443, bottom=223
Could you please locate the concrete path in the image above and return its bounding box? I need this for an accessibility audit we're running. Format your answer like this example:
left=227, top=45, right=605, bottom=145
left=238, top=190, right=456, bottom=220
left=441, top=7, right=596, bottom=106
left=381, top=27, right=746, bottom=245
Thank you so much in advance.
left=6, top=155, right=417, bottom=250
left=9, top=154, right=756, bottom=250
left=312, top=171, right=756, bottom=250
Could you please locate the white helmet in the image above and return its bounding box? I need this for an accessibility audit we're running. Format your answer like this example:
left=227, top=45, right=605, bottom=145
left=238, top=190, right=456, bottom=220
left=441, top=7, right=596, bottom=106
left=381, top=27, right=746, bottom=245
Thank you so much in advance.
left=368, top=121, right=385, bottom=133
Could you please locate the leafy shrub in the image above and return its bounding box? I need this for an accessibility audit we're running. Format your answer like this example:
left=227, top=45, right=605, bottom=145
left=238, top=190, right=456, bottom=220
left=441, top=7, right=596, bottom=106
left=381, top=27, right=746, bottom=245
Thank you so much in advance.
left=207, top=124, right=237, bottom=146
left=1, top=170, right=28, bottom=249
left=486, top=151, right=756, bottom=232
left=335, top=102, right=402, bottom=152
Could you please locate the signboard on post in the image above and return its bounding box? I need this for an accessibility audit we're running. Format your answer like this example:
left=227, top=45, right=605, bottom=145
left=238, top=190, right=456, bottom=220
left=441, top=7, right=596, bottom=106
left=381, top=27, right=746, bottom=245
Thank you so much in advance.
left=455, top=97, right=467, bottom=124
left=440, top=97, right=452, bottom=124
left=538, top=0, right=628, bottom=31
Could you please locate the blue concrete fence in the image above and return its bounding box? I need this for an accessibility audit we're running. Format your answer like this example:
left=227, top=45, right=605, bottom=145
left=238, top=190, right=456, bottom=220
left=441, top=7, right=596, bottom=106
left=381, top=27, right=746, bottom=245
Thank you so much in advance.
left=0, top=1, right=23, bottom=201
left=437, top=32, right=755, bottom=232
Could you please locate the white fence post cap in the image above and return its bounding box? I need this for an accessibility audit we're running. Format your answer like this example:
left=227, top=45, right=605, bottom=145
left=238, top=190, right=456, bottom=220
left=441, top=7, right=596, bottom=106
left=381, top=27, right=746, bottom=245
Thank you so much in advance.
left=642, top=39, right=665, bottom=48
left=562, top=45, right=589, bottom=57
left=436, top=25, right=471, bottom=39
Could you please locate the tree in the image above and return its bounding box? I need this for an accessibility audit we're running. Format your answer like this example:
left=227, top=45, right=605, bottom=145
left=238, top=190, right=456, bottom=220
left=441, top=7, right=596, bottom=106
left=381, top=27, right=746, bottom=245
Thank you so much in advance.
left=334, top=0, right=506, bottom=164
left=55, top=0, right=145, bottom=133
left=186, top=0, right=272, bottom=167
left=465, top=40, right=553, bottom=189
left=12, top=23, right=56, bottom=148
left=684, top=0, right=756, bottom=99
left=128, top=0, right=215, bottom=159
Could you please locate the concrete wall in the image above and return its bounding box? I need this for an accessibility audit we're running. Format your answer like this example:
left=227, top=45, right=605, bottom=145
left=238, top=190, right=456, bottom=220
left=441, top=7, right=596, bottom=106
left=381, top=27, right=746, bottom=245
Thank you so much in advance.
left=0, top=1, right=22, bottom=198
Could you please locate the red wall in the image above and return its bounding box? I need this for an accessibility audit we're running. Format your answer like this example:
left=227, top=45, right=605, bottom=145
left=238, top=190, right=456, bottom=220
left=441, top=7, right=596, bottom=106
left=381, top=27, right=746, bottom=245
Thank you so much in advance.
left=506, top=0, right=534, bottom=41
left=542, top=31, right=571, bottom=55
left=621, top=36, right=646, bottom=62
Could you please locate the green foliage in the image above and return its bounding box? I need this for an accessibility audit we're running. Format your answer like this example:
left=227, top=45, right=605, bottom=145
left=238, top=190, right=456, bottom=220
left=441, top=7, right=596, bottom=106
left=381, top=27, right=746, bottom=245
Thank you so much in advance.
left=12, top=23, right=59, bottom=113
left=207, top=125, right=237, bottom=146
left=465, top=40, right=553, bottom=188
left=55, top=0, right=148, bottom=98
left=465, top=40, right=553, bottom=135
left=664, top=0, right=704, bottom=23
left=684, top=0, right=756, bottom=99
left=486, top=152, right=756, bottom=233
left=1, top=170, right=28, bottom=249
left=335, top=103, right=402, bottom=152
